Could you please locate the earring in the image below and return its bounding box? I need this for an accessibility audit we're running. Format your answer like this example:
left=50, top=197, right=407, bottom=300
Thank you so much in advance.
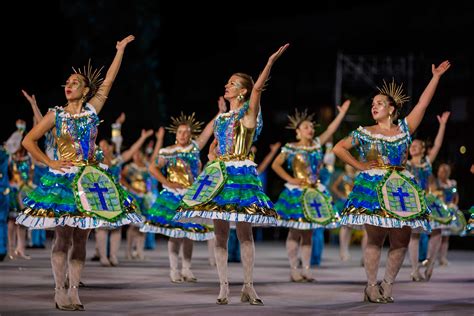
left=389, top=112, right=392, bottom=121
left=237, top=94, right=244, bottom=101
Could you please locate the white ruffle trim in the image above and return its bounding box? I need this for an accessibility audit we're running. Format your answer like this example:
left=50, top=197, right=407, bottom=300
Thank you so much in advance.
left=139, top=224, right=215, bottom=241
left=173, top=210, right=277, bottom=226
left=223, top=160, right=257, bottom=168
left=16, top=213, right=142, bottom=230
left=341, top=214, right=430, bottom=232
left=48, top=163, right=109, bottom=175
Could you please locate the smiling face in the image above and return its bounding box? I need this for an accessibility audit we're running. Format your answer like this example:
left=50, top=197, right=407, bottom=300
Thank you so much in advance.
left=64, top=74, right=89, bottom=101
left=296, top=120, right=315, bottom=141
left=176, top=124, right=192, bottom=146
left=409, top=139, right=425, bottom=157
left=371, top=94, right=395, bottom=121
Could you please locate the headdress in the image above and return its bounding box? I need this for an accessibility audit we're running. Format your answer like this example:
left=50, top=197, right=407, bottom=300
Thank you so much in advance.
left=165, top=112, right=203, bottom=138
left=72, top=59, right=105, bottom=101
left=377, top=78, right=410, bottom=107
left=286, top=108, right=316, bottom=130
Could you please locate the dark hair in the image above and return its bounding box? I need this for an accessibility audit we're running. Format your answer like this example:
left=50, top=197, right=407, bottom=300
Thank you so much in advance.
left=233, top=73, right=254, bottom=101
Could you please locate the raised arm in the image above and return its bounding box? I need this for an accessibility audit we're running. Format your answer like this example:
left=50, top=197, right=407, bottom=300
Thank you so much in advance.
left=257, top=142, right=281, bottom=174
left=121, top=129, right=153, bottom=163
left=246, top=43, right=289, bottom=124
left=21, top=111, right=73, bottom=172
left=89, top=35, right=135, bottom=114
left=196, top=96, right=227, bottom=149
left=428, top=111, right=450, bottom=163
left=318, top=100, right=351, bottom=145
left=22, top=90, right=43, bottom=122
left=406, top=60, right=451, bottom=134
left=111, top=112, right=126, bottom=154
left=333, top=136, right=378, bottom=171
left=150, top=127, right=165, bottom=164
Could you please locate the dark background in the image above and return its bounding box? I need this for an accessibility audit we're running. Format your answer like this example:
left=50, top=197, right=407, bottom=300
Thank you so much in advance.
left=3, top=1, right=473, bottom=245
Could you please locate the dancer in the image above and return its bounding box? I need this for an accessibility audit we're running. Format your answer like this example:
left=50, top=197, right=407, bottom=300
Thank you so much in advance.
left=141, top=104, right=225, bottom=283
left=16, top=35, right=136, bottom=311
left=333, top=60, right=451, bottom=303
left=272, top=102, right=351, bottom=282
left=406, top=111, right=450, bottom=281
left=175, top=43, right=289, bottom=305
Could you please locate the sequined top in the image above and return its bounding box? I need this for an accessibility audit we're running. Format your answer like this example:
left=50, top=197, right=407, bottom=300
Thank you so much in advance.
left=108, top=155, right=124, bottom=182
left=406, top=157, right=432, bottom=191
left=350, top=119, right=411, bottom=168
left=340, top=173, right=355, bottom=198
left=214, top=101, right=262, bottom=159
left=11, top=155, right=33, bottom=185
left=52, top=103, right=100, bottom=165
left=435, top=179, right=458, bottom=204
left=280, top=139, right=323, bottom=186
left=123, top=162, right=150, bottom=195
left=0, top=147, right=10, bottom=191
left=159, top=141, right=201, bottom=188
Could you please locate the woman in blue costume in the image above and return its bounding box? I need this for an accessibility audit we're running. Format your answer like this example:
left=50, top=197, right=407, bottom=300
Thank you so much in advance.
left=175, top=43, right=288, bottom=305
left=7, top=123, right=34, bottom=260
left=95, top=128, right=153, bottom=267
left=406, top=111, right=450, bottom=281
left=333, top=60, right=451, bottom=303
left=17, top=35, right=136, bottom=311
left=271, top=102, right=351, bottom=282
left=423, top=162, right=459, bottom=278
left=141, top=104, right=225, bottom=283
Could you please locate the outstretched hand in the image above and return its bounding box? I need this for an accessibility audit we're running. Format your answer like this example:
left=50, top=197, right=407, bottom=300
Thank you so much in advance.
left=437, top=111, right=450, bottom=125
left=337, top=99, right=351, bottom=113
left=268, top=43, right=290, bottom=65
left=116, top=35, right=135, bottom=51
left=270, top=142, right=281, bottom=152
left=432, top=60, right=451, bottom=78
left=21, top=89, right=37, bottom=106
left=142, top=129, right=154, bottom=138
left=156, top=127, right=165, bottom=140
left=116, top=112, right=126, bottom=124
left=217, top=96, right=227, bottom=113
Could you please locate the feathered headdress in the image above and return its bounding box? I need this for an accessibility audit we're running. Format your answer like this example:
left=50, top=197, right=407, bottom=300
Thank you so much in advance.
left=286, top=108, right=316, bottom=130
left=72, top=59, right=105, bottom=101
left=165, top=112, right=203, bottom=138
left=377, top=78, right=410, bottom=107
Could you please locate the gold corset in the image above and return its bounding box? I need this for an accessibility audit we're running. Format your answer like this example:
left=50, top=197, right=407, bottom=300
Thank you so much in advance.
left=292, top=154, right=311, bottom=184
left=232, top=120, right=256, bottom=157
left=130, top=174, right=147, bottom=194
left=55, top=127, right=97, bottom=165
left=167, top=158, right=192, bottom=188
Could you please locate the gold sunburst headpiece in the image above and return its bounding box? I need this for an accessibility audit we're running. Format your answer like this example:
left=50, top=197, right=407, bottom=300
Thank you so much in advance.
left=286, top=108, right=316, bottom=130
left=377, top=78, right=410, bottom=107
left=166, top=112, right=204, bottom=138
left=72, top=59, right=105, bottom=101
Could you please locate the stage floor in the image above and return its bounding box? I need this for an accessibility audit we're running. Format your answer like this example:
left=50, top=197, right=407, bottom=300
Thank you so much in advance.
left=1, top=240, right=473, bottom=315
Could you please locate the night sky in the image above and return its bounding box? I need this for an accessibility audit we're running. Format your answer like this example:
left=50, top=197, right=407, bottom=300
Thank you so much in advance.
left=3, top=0, right=473, bottom=209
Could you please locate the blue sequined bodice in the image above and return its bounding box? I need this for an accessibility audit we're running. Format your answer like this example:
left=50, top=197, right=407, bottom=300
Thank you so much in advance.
left=281, top=139, right=323, bottom=184
left=159, top=141, right=202, bottom=187
left=351, top=119, right=411, bottom=167
left=406, top=157, right=432, bottom=190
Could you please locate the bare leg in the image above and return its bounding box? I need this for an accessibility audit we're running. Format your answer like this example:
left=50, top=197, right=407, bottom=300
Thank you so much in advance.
left=339, top=226, right=352, bottom=261
left=168, top=237, right=183, bottom=283
left=109, top=228, right=121, bottom=266
left=7, top=220, right=16, bottom=259
left=126, top=225, right=134, bottom=259
left=286, top=229, right=303, bottom=282
left=237, top=222, right=263, bottom=305
left=67, top=228, right=91, bottom=310
left=135, top=231, right=146, bottom=260
left=181, top=238, right=196, bottom=282
left=363, top=224, right=387, bottom=303
left=207, top=238, right=216, bottom=266
left=438, top=235, right=450, bottom=266
left=51, top=227, right=75, bottom=310
left=95, top=228, right=110, bottom=266
left=300, top=230, right=314, bottom=282
left=213, top=219, right=230, bottom=304
left=380, top=226, right=411, bottom=302
left=408, top=233, right=423, bottom=281
left=425, top=229, right=442, bottom=281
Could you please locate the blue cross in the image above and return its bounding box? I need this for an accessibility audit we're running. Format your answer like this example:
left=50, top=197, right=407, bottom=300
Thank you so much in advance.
left=431, top=202, right=444, bottom=217
left=192, top=175, right=212, bottom=200
left=89, top=182, right=109, bottom=210
left=310, top=199, right=322, bottom=217
left=392, top=187, right=410, bottom=211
